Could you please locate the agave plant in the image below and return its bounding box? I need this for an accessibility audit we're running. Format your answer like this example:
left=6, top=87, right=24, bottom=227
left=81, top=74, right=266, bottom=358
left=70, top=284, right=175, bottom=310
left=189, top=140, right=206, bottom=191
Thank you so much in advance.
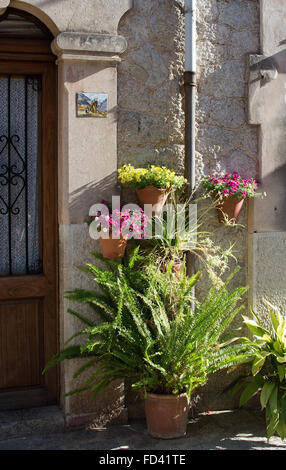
left=230, top=303, right=286, bottom=441
left=43, top=249, right=250, bottom=400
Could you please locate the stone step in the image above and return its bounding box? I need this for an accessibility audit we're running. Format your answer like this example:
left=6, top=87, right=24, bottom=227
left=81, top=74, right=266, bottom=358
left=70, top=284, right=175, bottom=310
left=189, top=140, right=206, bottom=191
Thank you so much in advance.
left=0, top=406, right=65, bottom=441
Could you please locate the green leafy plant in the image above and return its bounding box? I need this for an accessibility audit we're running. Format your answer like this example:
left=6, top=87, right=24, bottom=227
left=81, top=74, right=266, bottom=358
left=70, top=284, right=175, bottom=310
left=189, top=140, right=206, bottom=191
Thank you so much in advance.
left=142, top=193, right=236, bottom=285
left=230, top=303, right=286, bottom=441
left=43, top=249, right=250, bottom=400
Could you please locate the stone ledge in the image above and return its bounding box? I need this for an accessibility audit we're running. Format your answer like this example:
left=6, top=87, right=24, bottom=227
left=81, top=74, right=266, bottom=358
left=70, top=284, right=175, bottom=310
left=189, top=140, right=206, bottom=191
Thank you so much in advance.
left=54, top=53, right=122, bottom=64
left=52, top=32, right=128, bottom=62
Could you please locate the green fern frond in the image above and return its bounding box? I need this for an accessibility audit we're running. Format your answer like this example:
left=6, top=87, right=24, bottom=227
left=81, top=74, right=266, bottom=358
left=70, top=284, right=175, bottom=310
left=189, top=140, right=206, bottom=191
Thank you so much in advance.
left=43, top=248, right=249, bottom=399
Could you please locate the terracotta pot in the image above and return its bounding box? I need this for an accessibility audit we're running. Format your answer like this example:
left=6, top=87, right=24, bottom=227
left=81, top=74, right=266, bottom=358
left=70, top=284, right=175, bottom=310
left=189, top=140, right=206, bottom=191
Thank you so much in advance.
left=99, top=236, right=127, bottom=259
left=145, top=393, right=189, bottom=439
left=216, top=196, right=245, bottom=223
left=136, top=185, right=169, bottom=216
left=161, top=261, right=183, bottom=278
left=173, top=262, right=183, bottom=275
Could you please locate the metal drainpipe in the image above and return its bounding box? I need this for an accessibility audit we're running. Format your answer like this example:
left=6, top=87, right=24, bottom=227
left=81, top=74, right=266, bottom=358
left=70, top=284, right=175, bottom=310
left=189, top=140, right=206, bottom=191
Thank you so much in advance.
left=184, top=0, right=197, bottom=281
left=184, top=0, right=196, bottom=195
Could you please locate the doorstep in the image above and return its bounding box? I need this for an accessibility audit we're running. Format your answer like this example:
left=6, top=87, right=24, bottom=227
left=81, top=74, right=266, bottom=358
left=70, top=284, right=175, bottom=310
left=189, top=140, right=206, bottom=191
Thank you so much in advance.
left=0, top=405, right=65, bottom=441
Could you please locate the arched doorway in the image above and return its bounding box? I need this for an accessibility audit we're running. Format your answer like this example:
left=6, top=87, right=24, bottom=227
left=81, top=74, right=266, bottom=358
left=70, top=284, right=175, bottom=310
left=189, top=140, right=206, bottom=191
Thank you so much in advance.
left=0, top=7, right=58, bottom=409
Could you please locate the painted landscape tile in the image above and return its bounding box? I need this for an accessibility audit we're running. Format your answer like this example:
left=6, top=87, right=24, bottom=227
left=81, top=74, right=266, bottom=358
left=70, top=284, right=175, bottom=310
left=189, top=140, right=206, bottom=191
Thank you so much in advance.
left=76, top=92, right=108, bottom=117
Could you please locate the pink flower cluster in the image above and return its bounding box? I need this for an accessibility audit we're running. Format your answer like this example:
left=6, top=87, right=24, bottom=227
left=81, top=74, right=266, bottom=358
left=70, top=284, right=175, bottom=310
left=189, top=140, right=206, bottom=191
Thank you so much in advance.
left=203, top=172, right=258, bottom=198
left=87, top=207, right=149, bottom=239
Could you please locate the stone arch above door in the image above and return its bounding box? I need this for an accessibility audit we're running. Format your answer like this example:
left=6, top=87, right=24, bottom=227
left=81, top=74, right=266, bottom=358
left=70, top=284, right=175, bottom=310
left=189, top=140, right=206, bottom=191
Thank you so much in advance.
left=8, top=0, right=133, bottom=35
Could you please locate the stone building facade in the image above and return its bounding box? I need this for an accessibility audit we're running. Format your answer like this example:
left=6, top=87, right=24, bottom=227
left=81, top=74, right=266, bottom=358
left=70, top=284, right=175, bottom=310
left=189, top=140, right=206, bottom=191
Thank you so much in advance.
left=118, top=0, right=260, bottom=412
left=0, top=0, right=285, bottom=426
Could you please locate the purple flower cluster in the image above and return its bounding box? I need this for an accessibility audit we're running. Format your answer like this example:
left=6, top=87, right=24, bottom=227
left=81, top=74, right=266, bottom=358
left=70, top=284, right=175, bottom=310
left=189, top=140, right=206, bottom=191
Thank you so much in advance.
left=203, top=172, right=258, bottom=198
left=85, top=205, right=148, bottom=239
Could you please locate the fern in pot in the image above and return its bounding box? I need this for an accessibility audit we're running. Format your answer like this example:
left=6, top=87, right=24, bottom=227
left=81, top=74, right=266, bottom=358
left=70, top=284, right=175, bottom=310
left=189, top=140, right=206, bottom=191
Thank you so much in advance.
left=43, top=249, right=251, bottom=439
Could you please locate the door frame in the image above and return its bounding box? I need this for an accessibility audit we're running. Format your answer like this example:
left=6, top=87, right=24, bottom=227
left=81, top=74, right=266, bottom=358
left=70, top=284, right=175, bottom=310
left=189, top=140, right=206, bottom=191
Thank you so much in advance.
left=0, top=42, right=59, bottom=409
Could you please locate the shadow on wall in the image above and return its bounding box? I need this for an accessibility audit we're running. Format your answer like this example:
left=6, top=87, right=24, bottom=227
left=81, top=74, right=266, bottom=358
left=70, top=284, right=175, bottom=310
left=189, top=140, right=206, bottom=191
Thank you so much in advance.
left=249, top=48, right=286, bottom=84
left=249, top=49, right=286, bottom=231
left=69, top=171, right=120, bottom=224
left=64, top=63, right=114, bottom=84
left=256, top=162, right=286, bottom=232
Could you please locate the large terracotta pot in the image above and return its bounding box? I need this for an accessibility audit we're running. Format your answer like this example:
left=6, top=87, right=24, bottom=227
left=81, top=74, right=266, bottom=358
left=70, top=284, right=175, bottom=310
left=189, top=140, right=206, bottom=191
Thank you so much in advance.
left=216, top=196, right=245, bottom=224
left=136, top=185, right=169, bottom=216
left=99, top=236, right=127, bottom=259
left=145, top=393, right=189, bottom=439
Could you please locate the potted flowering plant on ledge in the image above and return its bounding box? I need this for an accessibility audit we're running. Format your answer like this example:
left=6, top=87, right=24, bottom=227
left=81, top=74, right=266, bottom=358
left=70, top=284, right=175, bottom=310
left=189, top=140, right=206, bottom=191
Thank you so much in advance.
left=202, top=172, right=260, bottom=223
left=85, top=204, right=148, bottom=259
left=118, top=164, right=187, bottom=215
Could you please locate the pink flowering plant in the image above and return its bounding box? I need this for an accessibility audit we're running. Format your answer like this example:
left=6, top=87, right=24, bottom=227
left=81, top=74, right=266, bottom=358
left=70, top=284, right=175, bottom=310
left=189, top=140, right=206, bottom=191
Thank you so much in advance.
left=202, top=172, right=259, bottom=199
left=84, top=201, right=149, bottom=240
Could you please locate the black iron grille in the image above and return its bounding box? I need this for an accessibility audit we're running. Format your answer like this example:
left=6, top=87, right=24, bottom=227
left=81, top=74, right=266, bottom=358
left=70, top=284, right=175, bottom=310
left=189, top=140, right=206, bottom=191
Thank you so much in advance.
left=0, top=75, right=42, bottom=276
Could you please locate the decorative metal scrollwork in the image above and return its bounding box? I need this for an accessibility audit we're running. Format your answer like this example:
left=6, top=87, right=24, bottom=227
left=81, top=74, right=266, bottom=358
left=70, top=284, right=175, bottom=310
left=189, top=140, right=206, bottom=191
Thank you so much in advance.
left=27, top=77, right=41, bottom=92
left=0, top=74, right=42, bottom=276
left=0, top=134, right=26, bottom=216
left=29, top=259, right=43, bottom=273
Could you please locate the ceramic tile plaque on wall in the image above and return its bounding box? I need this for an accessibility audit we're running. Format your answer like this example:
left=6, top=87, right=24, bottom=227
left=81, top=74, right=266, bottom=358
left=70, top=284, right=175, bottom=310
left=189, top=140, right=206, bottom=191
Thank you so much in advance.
left=76, top=93, right=108, bottom=117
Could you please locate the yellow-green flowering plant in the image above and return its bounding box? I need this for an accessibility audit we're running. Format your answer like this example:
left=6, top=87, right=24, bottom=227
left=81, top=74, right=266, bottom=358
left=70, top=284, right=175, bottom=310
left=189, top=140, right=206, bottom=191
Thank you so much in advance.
left=118, top=164, right=187, bottom=191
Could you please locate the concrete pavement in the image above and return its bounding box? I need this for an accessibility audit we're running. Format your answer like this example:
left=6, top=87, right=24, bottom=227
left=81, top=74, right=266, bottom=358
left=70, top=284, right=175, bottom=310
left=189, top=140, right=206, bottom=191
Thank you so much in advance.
left=0, top=408, right=285, bottom=450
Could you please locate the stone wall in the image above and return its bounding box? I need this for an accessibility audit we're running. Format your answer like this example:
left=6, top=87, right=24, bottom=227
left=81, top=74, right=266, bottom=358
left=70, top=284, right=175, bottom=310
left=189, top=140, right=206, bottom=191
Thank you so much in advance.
left=118, top=0, right=185, bottom=174
left=196, top=0, right=259, bottom=179
left=118, top=0, right=260, bottom=411
left=195, top=0, right=259, bottom=304
left=118, top=0, right=259, bottom=179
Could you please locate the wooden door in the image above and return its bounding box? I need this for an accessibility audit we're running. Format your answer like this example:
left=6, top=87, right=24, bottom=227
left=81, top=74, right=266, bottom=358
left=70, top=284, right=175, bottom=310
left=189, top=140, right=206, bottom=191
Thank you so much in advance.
left=0, top=54, right=58, bottom=409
